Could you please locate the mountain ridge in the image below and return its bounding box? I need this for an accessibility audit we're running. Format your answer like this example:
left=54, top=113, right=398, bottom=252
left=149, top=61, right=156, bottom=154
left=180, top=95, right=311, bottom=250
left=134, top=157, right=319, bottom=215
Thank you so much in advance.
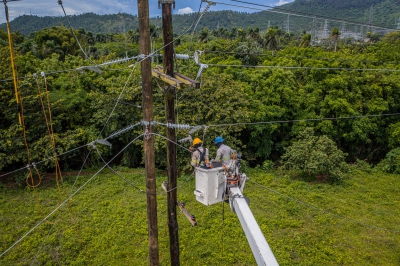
left=1, top=0, right=399, bottom=35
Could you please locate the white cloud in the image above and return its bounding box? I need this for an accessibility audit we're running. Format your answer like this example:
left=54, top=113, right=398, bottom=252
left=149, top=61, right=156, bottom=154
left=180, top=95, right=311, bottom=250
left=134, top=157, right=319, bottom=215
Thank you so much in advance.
left=177, top=7, right=194, bottom=15
left=274, top=0, right=289, bottom=6
left=2, top=0, right=136, bottom=22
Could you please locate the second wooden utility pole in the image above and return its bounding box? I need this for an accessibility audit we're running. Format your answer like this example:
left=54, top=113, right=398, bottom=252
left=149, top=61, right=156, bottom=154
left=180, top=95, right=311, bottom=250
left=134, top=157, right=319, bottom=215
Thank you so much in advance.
left=138, top=0, right=159, bottom=265
left=161, top=0, right=180, bottom=265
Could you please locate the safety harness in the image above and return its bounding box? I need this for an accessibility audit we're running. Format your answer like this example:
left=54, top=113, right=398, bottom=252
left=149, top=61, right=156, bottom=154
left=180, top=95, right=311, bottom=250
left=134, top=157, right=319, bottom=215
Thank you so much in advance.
left=196, top=147, right=206, bottom=165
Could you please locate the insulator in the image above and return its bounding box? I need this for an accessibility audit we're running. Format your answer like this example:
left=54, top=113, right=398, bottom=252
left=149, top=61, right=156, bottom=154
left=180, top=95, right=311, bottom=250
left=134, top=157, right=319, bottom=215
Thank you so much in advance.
left=106, top=122, right=141, bottom=140
left=178, top=136, right=192, bottom=143
left=175, top=54, right=190, bottom=60
left=189, top=125, right=202, bottom=134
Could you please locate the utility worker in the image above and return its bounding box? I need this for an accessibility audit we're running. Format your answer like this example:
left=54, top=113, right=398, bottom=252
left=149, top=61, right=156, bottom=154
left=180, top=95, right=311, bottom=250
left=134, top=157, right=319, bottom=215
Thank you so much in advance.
left=190, top=138, right=210, bottom=168
left=213, top=136, right=232, bottom=166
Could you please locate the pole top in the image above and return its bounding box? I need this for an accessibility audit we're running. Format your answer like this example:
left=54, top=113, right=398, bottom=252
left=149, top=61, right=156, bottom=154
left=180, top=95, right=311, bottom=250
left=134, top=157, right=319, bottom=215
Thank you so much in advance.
left=158, top=0, right=175, bottom=9
left=3, top=0, right=22, bottom=3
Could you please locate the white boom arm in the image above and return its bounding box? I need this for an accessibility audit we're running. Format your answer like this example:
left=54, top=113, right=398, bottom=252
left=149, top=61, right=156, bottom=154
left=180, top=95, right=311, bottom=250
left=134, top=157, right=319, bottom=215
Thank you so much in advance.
left=229, top=186, right=279, bottom=266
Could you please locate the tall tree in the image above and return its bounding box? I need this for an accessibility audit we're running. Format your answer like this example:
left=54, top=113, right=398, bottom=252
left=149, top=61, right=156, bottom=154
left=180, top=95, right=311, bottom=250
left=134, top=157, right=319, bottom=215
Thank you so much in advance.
left=329, top=27, right=340, bottom=52
left=299, top=33, right=311, bottom=48
left=263, top=27, right=279, bottom=55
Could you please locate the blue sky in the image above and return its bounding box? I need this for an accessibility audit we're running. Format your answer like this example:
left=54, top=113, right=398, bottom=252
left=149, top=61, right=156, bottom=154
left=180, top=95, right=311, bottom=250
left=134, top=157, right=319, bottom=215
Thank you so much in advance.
left=0, top=0, right=294, bottom=23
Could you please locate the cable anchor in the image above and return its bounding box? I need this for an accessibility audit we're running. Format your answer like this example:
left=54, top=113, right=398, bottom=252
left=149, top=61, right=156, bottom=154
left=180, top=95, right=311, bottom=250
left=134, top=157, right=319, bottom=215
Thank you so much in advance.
left=144, top=126, right=151, bottom=141
left=25, top=162, right=37, bottom=170
left=88, top=141, right=98, bottom=150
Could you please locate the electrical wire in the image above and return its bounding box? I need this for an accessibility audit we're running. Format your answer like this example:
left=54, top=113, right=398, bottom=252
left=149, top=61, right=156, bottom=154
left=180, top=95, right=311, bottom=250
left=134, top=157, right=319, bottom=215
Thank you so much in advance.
left=140, top=112, right=400, bottom=131
left=206, top=112, right=400, bottom=127
left=221, top=0, right=398, bottom=31
left=94, top=147, right=145, bottom=193
left=0, top=134, right=144, bottom=258
left=202, top=50, right=400, bottom=65
left=0, top=53, right=139, bottom=85
left=97, top=0, right=209, bottom=139
left=152, top=132, right=192, bottom=153
left=128, top=1, right=213, bottom=70
left=4, top=0, right=398, bottom=257
left=58, top=0, right=97, bottom=65
left=96, top=64, right=138, bottom=139
left=3, top=110, right=398, bottom=183
left=205, top=63, right=400, bottom=72
left=248, top=179, right=400, bottom=233
left=0, top=68, right=87, bottom=84
left=150, top=132, right=194, bottom=194
left=0, top=143, right=90, bottom=179
left=233, top=0, right=400, bottom=31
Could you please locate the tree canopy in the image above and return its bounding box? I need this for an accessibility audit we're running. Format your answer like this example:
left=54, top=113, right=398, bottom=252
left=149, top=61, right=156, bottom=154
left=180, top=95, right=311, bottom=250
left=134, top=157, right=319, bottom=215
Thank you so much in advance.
left=1, top=22, right=400, bottom=180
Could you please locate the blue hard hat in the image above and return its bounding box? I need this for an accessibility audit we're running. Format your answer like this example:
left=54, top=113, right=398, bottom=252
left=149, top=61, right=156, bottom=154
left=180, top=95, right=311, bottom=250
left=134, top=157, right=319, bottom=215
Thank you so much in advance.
left=214, top=136, right=224, bottom=144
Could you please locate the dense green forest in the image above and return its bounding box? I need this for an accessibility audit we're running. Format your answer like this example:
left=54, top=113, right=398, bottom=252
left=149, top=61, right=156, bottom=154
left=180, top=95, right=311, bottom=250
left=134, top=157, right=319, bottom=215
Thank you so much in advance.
left=1, top=7, right=400, bottom=265
left=1, top=20, right=400, bottom=182
left=2, top=0, right=400, bottom=35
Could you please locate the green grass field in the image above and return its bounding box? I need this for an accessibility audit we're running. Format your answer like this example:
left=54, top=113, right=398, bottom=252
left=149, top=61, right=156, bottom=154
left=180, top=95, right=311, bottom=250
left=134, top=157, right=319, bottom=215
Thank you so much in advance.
left=1, top=167, right=399, bottom=265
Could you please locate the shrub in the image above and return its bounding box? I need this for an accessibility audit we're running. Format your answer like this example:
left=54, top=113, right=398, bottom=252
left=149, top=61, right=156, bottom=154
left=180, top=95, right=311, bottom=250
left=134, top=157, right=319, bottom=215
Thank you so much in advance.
left=281, top=128, right=348, bottom=182
left=261, top=160, right=274, bottom=171
left=350, top=159, right=372, bottom=173
left=375, top=148, right=400, bottom=174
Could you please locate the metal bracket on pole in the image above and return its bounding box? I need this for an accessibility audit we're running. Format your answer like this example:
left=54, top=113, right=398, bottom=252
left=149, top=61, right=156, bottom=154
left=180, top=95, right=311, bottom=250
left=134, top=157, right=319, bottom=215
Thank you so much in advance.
left=158, top=0, right=175, bottom=9
left=152, top=68, right=182, bottom=89
left=177, top=200, right=197, bottom=226
left=152, top=65, right=200, bottom=89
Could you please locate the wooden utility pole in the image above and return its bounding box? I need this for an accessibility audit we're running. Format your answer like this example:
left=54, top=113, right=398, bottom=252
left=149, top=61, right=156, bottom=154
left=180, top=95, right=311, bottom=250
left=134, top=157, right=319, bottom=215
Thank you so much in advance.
left=161, top=0, right=180, bottom=265
left=3, top=0, right=21, bottom=124
left=137, top=0, right=159, bottom=265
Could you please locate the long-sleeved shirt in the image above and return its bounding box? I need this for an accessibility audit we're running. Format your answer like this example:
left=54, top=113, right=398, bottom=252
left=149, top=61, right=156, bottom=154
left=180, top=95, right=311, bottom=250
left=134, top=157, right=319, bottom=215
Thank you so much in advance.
left=191, top=146, right=209, bottom=167
left=215, top=144, right=232, bottom=166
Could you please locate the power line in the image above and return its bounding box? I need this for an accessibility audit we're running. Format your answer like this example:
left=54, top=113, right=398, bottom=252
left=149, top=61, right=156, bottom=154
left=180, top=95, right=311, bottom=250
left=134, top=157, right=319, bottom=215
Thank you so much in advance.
left=4, top=110, right=398, bottom=183
left=0, top=68, right=88, bottom=84
left=206, top=113, right=400, bottom=127
left=0, top=143, right=90, bottom=179
left=228, top=0, right=398, bottom=31
left=103, top=112, right=400, bottom=138
left=0, top=134, right=144, bottom=258
left=93, top=146, right=145, bottom=193
left=96, top=64, right=139, bottom=139
left=205, top=63, right=400, bottom=72
left=202, top=50, right=400, bottom=65
left=0, top=55, right=145, bottom=85
left=150, top=131, right=400, bottom=234
left=96, top=1, right=211, bottom=139
left=58, top=0, right=97, bottom=66
left=248, top=179, right=400, bottom=233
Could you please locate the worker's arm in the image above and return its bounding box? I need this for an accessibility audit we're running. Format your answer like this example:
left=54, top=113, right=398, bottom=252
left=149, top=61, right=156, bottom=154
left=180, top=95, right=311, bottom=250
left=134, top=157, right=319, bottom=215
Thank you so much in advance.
left=205, top=148, right=210, bottom=163
left=214, top=148, right=222, bottom=162
left=191, top=151, right=199, bottom=167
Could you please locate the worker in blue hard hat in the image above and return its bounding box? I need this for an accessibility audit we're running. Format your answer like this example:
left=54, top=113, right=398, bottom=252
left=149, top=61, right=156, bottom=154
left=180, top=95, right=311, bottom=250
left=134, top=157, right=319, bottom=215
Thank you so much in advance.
left=213, top=136, right=232, bottom=166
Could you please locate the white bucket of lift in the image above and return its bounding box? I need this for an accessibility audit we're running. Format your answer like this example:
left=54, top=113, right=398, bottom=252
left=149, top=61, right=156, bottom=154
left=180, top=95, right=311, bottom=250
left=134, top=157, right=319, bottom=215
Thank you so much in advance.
left=194, top=165, right=226, bottom=206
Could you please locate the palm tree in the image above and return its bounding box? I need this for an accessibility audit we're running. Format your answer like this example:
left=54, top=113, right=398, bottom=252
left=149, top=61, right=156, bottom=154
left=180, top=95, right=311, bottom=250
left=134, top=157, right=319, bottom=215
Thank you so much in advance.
left=198, top=27, right=210, bottom=43
left=299, top=33, right=311, bottom=48
left=235, top=41, right=262, bottom=65
left=329, top=27, right=340, bottom=52
left=263, top=27, right=279, bottom=55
